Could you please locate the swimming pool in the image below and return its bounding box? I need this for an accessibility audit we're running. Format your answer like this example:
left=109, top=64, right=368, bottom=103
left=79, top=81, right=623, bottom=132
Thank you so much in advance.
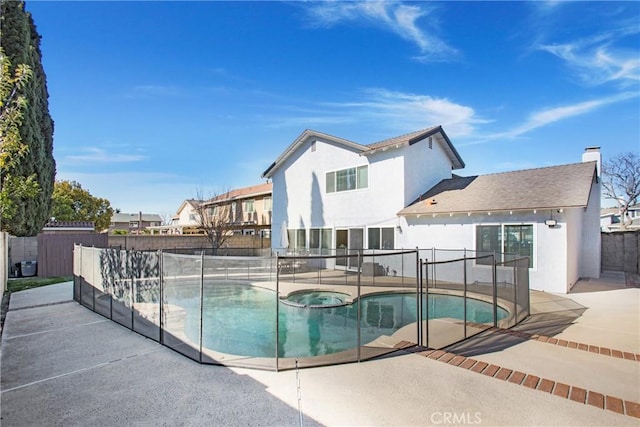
left=173, top=283, right=508, bottom=359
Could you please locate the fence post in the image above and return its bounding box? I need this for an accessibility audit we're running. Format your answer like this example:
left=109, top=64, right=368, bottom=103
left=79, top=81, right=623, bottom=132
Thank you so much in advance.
left=199, top=250, right=204, bottom=364
left=425, top=257, right=429, bottom=349
left=159, top=249, right=164, bottom=345
left=357, top=250, right=362, bottom=363
left=92, top=247, right=96, bottom=311
left=275, top=252, right=280, bottom=372
left=492, top=254, right=497, bottom=328
left=129, top=251, right=134, bottom=329
left=513, top=260, right=518, bottom=327
left=416, top=253, right=421, bottom=347
left=463, top=252, right=467, bottom=339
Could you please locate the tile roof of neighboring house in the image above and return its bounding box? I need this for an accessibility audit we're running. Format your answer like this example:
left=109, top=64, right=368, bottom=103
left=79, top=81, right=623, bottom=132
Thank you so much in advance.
left=111, top=213, right=163, bottom=223
left=398, top=161, right=598, bottom=216
left=262, top=125, right=464, bottom=178
left=43, top=220, right=95, bottom=229
left=205, top=182, right=272, bottom=205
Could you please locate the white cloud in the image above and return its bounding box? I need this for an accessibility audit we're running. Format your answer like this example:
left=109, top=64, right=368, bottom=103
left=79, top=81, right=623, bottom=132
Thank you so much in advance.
left=332, top=88, right=487, bottom=137
left=266, top=88, right=486, bottom=138
left=303, top=1, right=457, bottom=61
left=538, top=26, right=640, bottom=87
left=64, top=147, right=147, bottom=163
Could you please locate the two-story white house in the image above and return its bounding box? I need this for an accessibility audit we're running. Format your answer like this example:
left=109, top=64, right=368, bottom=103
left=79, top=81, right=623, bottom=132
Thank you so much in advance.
left=262, top=126, right=601, bottom=293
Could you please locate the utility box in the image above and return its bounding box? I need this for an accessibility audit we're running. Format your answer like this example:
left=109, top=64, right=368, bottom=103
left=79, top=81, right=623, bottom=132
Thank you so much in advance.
left=20, top=260, right=37, bottom=277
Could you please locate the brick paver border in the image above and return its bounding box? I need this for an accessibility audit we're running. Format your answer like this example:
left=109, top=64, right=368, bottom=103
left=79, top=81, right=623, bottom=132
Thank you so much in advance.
left=393, top=333, right=640, bottom=419
left=463, top=322, right=640, bottom=362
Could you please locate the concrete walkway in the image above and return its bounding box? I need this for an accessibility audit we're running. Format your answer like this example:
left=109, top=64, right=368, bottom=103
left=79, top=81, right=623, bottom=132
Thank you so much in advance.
left=1, top=277, right=638, bottom=426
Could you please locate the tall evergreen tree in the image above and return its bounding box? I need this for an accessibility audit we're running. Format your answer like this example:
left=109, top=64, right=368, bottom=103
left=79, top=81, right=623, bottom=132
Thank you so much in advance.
left=0, top=0, right=55, bottom=236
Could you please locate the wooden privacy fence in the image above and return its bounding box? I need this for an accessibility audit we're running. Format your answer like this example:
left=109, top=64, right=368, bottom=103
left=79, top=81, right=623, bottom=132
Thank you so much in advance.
left=37, top=233, right=108, bottom=277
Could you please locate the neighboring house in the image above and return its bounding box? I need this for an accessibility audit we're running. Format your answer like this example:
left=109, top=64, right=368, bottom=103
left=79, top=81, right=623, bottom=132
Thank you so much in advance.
left=41, top=220, right=95, bottom=234
left=148, top=199, right=203, bottom=235
left=202, top=183, right=273, bottom=237
left=109, top=212, right=163, bottom=234
left=262, top=126, right=601, bottom=293
left=601, top=204, right=640, bottom=232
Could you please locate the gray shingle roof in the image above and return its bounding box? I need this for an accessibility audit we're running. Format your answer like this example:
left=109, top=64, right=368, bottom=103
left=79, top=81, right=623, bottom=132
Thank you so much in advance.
left=398, top=161, right=598, bottom=216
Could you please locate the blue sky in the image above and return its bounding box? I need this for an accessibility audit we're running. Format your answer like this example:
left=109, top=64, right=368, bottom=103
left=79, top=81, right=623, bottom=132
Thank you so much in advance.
left=26, top=1, right=639, bottom=218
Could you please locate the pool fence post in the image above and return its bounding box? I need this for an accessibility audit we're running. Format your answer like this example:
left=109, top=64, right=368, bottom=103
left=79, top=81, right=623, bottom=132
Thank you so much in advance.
left=417, top=251, right=422, bottom=348
left=275, top=252, right=280, bottom=372
left=492, top=254, right=498, bottom=328
left=91, top=247, right=96, bottom=312
left=513, top=259, right=518, bottom=326
left=463, top=250, right=467, bottom=339
left=356, top=250, right=361, bottom=363
left=425, top=257, right=429, bottom=349
left=159, top=249, right=164, bottom=345
left=78, top=245, right=83, bottom=304
left=199, top=250, right=204, bottom=364
left=129, top=250, right=134, bottom=329
left=108, top=249, right=113, bottom=321
left=432, top=247, right=436, bottom=289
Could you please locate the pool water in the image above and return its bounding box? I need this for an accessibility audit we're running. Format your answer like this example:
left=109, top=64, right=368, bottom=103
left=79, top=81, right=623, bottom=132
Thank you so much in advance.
left=177, top=284, right=507, bottom=358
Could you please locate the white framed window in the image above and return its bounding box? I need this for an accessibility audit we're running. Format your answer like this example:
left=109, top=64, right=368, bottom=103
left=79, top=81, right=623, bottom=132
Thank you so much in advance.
left=326, top=165, right=368, bottom=193
left=263, top=197, right=272, bottom=212
left=309, top=228, right=333, bottom=254
left=367, top=227, right=395, bottom=250
left=475, top=224, right=534, bottom=268
left=243, top=199, right=255, bottom=213
left=287, top=228, right=306, bottom=250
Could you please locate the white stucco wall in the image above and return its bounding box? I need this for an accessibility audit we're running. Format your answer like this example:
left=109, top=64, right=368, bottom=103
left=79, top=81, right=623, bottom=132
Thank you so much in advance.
left=580, top=179, right=602, bottom=279
left=270, top=133, right=456, bottom=250
left=403, top=136, right=454, bottom=205
left=400, top=211, right=572, bottom=293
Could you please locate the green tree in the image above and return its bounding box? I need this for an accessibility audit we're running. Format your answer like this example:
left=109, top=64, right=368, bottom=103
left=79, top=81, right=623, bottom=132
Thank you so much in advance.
left=0, top=0, right=56, bottom=236
left=0, top=47, right=40, bottom=226
left=51, top=180, right=114, bottom=231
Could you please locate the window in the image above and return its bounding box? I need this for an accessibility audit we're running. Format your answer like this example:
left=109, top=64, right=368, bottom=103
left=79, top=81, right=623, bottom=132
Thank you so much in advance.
left=311, top=140, right=316, bottom=152
left=476, top=224, right=533, bottom=268
left=368, top=227, right=395, bottom=250
left=326, top=172, right=335, bottom=193
left=287, top=228, right=306, bottom=250
left=243, top=199, right=255, bottom=213
left=504, top=225, right=533, bottom=268
left=189, top=214, right=196, bottom=221
left=231, top=202, right=237, bottom=221
left=263, top=197, right=272, bottom=212
left=326, top=165, right=368, bottom=193
left=309, top=228, right=333, bottom=254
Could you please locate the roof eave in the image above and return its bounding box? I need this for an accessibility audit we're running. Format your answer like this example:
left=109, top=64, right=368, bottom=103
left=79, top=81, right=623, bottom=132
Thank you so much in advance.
left=399, top=204, right=589, bottom=217
left=262, top=129, right=366, bottom=179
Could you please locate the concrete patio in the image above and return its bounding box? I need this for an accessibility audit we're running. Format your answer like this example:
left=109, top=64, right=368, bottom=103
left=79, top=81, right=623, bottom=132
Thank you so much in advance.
left=1, top=273, right=638, bottom=426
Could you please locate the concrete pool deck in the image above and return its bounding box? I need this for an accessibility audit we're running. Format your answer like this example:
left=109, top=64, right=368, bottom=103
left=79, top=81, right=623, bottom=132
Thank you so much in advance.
left=1, top=274, right=638, bottom=426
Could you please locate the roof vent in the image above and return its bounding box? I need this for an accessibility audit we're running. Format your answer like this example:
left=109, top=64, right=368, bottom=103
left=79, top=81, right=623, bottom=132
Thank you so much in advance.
left=429, top=198, right=437, bottom=205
